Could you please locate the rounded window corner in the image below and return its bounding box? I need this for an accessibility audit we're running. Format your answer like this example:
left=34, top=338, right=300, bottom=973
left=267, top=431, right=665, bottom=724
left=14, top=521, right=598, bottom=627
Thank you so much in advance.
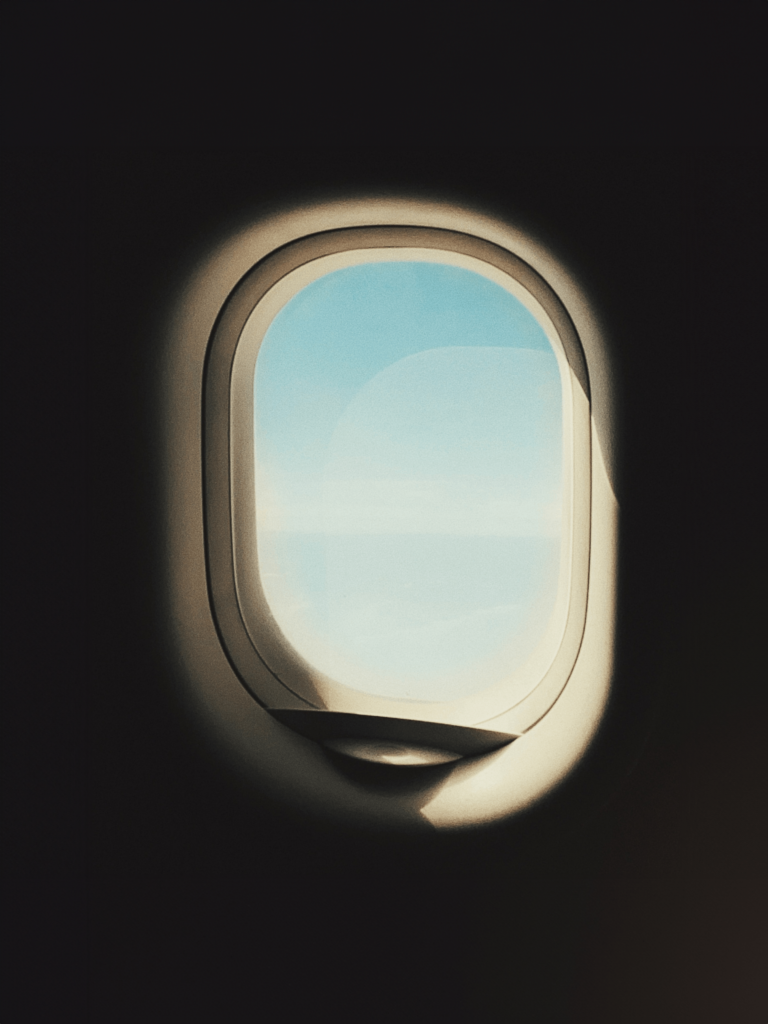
left=163, top=198, right=618, bottom=832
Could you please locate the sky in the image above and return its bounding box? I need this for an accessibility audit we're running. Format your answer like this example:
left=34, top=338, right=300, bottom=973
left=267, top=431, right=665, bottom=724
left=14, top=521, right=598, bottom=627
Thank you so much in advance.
left=252, top=261, right=565, bottom=701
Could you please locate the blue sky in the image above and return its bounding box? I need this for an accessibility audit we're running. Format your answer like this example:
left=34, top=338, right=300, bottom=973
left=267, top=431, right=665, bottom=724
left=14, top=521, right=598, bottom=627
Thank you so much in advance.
left=255, top=261, right=562, bottom=538
left=253, top=261, right=564, bottom=700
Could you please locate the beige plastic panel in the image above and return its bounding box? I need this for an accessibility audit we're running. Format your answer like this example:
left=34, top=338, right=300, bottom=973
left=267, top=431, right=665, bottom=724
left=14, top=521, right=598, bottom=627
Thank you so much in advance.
left=161, top=197, right=617, bottom=830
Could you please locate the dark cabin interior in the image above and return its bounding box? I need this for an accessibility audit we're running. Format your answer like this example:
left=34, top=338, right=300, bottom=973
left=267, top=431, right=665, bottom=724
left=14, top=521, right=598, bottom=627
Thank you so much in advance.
left=8, top=150, right=765, bottom=1022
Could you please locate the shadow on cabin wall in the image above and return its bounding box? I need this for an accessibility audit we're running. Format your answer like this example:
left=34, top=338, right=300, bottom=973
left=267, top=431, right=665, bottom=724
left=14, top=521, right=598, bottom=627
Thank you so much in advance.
left=9, top=150, right=766, bottom=1023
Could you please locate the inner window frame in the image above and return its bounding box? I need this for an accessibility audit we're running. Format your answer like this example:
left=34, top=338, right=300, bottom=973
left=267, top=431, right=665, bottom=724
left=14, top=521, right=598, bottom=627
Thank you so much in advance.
left=203, top=226, right=592, bottom=730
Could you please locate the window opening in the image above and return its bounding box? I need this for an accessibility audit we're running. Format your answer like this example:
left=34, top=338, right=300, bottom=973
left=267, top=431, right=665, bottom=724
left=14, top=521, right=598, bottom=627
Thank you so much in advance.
left=246, top=257, right=571, bottom=706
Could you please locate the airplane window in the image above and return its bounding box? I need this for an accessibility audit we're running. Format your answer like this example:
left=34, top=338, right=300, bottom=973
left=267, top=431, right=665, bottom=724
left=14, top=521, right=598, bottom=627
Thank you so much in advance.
left=252, top=261, right=565, bottom=704
left=177, top=204, right=616, bottom=825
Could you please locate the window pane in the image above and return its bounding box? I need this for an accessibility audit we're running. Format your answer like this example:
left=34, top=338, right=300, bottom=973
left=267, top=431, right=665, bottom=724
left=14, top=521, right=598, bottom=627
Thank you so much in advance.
left=254, top=262, right=563, bottom=702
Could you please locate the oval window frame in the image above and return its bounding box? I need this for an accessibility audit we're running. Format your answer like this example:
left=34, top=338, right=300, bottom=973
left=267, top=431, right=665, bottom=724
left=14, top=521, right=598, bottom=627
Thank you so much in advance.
left=203, top=226, right=593, bottom=735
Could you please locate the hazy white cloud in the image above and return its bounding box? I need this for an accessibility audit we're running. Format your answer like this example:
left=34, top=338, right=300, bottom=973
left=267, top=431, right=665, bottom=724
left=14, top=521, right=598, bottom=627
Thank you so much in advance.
left=257, top=475, right=561, bottom=535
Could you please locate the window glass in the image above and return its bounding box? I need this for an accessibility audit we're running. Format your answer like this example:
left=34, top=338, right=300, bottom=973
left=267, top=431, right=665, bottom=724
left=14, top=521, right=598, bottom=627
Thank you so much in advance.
left=254, top=261, right=563, bottom=702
